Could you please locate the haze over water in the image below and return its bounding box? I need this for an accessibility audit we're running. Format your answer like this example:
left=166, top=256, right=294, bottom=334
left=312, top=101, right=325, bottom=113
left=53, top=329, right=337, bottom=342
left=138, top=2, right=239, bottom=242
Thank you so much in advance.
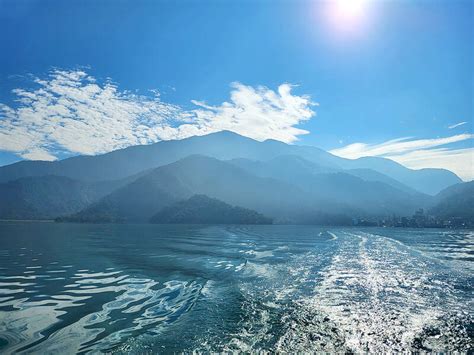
left=0, top=222, right=472, bottom=353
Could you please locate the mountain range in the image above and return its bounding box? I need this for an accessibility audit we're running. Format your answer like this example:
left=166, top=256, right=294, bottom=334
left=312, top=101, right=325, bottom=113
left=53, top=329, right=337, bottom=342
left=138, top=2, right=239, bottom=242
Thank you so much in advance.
left=0, top=131, right=470, bottom=224
left=429, top=181, right=474, bottom=220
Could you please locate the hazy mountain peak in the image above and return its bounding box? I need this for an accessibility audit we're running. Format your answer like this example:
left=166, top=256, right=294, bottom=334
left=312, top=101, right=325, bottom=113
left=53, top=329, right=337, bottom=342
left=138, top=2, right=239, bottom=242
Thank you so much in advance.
left=0, top=130, right=461, bottom=195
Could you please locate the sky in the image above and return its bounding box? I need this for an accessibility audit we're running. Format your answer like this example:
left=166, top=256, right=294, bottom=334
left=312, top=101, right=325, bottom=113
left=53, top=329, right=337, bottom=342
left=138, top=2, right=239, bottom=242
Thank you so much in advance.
left=0, top=0, right=472, bottom=179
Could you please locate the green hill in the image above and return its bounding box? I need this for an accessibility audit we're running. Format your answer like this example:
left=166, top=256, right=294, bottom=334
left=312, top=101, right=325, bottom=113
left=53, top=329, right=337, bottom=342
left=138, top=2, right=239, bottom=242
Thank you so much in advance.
left=150, top=195, right=272, bottom=224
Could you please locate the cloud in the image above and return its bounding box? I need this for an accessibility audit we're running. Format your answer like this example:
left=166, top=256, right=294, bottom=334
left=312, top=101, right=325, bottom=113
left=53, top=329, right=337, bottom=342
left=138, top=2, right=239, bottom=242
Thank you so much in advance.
left=0, top=70, right=316, bottom=161
left=187, top=82, right=316, bottom=143
left=387, top=147, right=473, bottom=182
left=330, top=134, right=473, bottom=159
left=448, top=121, right=467, bottom=129
left=0, top=70, right=185, bottom=160
left=331, top=134, right=474, bottom=181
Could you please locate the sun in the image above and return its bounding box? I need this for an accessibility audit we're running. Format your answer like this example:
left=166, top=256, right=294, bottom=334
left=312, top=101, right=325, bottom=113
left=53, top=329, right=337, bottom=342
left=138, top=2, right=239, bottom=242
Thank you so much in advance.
left=334, top=0, right=367, bottom=20
left=325, top=0, right=370, bottom=33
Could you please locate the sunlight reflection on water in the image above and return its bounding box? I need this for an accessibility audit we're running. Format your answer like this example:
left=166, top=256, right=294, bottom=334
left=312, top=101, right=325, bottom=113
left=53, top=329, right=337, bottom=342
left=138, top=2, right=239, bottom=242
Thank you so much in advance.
left=0, top=223, right=472, bottom=353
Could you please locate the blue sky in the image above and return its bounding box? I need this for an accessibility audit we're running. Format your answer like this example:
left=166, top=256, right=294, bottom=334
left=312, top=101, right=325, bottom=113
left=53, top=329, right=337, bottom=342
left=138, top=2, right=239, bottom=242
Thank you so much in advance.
left=0, top=0, right=472, bottom=179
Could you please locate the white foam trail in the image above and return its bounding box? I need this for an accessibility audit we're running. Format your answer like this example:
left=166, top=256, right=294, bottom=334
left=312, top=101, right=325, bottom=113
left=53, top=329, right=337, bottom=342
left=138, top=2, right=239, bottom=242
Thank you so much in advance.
left=327, top=231, right=338, bottom=240
left=280, top=230, right=472, bottom=353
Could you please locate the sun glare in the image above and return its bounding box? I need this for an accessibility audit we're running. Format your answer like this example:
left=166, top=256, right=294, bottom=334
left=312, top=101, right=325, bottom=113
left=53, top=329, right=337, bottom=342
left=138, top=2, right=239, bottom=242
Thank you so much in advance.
left=335, top=0, right=367, bottom=19
left=327, top=0, right=370, bottom=33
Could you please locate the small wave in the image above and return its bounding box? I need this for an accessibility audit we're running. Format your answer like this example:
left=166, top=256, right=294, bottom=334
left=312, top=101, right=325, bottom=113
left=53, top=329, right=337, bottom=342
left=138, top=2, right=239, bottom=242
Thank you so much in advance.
left=0, top=266, right=204, bottom=354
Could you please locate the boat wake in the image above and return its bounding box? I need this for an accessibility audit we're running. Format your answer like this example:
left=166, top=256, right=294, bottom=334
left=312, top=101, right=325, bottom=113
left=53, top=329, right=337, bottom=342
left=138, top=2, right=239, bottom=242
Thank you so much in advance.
left=276, top=231, right=473, bottom=352
left=195, top=230, right=473, bottom=353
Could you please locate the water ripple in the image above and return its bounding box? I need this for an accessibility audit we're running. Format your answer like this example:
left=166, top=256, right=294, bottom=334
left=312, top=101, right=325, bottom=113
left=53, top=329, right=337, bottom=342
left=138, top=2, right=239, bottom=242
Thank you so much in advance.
left=0, top=265, right=204, bottom=353
left=0, top=224, right=472, bottom=353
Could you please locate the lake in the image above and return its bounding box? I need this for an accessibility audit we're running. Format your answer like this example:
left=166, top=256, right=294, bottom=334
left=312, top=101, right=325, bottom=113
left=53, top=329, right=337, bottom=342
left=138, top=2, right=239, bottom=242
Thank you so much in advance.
left=0, top=222, right=472, bottom=353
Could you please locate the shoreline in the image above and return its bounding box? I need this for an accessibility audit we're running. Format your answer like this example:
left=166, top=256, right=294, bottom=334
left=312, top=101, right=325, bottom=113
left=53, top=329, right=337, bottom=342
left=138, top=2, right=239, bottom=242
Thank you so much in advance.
left=0, top=219, right=55, bottom=223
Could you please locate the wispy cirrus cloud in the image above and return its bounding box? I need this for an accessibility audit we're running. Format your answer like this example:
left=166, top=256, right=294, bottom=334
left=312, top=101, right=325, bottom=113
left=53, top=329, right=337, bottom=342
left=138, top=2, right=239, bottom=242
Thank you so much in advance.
left=448, top=121, right=467, bottom=129
left=387, top=147, right=473, bottom=182
left=331, top=134, right=474, bottom=181
left=330, top=134, right=473, bottom=159
left=0, top=69, right=316, bottom=161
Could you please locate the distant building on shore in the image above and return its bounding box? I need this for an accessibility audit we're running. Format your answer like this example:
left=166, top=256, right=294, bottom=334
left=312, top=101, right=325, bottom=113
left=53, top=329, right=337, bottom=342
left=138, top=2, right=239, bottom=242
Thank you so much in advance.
left=353, top=209, right=472, bottom=229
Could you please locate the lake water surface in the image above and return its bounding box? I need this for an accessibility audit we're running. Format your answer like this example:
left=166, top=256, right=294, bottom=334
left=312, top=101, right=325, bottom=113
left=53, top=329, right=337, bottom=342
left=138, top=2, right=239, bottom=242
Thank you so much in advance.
left=0, top=222, right=472, bottom=353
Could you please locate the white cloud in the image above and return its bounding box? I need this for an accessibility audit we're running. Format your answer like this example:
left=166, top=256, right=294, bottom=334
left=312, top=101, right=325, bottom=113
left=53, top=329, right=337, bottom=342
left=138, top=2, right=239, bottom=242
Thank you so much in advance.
left=331, top=134, right=474, bottom=181
left=0, top=70, right=185, bottom=160
left=387, top=147, right=474, bottom=182
left=21, top=148, right=58, bottom=161
left=0, top=70, right=316, bottom=161
left=330, top=134, right=473, bottom=159
left=186, top=82, right=316, bottom=143
left=448, top=121, right=468, bottom=129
